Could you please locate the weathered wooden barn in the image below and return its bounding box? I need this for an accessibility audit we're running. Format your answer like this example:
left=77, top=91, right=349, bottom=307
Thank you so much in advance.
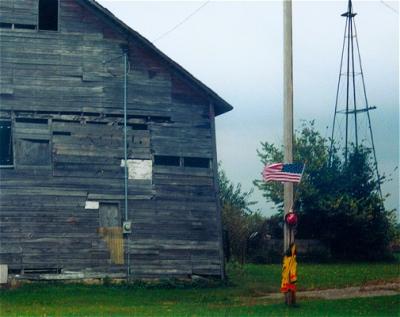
left=0, top=0, right=232, bottom=280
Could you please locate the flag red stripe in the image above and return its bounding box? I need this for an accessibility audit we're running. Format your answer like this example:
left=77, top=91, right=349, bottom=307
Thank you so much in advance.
left=262, top=162, right=303, bottom=183
left=264, top=175, right=301, bottom=180
left=265, top=176, right=301, bottom=180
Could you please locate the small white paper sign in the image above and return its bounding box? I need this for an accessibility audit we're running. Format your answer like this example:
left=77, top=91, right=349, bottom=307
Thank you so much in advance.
left=85, top=201, right=99, bottom=209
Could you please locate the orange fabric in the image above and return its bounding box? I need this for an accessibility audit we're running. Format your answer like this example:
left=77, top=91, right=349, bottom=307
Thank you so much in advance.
left=280, top=244, right=297, bottom=293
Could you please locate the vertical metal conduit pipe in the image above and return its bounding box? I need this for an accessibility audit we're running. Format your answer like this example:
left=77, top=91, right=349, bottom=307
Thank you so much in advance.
left=123, top=50, right=130, bottom=279
left=102, top=45, right=130, bottom=279
left=123, top=52, right=128, bottom=224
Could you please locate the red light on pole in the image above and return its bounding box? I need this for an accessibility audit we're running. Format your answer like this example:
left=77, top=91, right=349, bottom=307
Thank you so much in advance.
left=285, top=212, right=298, bottom=227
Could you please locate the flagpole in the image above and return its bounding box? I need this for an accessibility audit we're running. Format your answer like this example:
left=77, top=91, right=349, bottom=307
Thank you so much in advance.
left=283, top=0, right=295, bottom=306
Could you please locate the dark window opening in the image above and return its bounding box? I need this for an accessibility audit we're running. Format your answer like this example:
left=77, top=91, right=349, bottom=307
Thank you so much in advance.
left=57, top=111, right=83, bottom=116
left=0, top=121, right=13, bottom=166
left=154, top=155, right=180, bottom=167
left=149, top=116, right=171, bottom=123
left=131, top=123, right=148, bottom=130
left=52, top=131, right=71, bottom=136
left=86, top=121, right=108, bottom=125
left=53, top=119, right=77, bottom=123
left=15, top=118, right=48, bottom=124
left=118, top=123, right=148, bottom=130
left=184, top=157, right=210, bottom=168
left=14, top=24, right=36, bottom=30
left=0, top=23, right=12, bottom=29
left=39, top=0, right=58, bottom=31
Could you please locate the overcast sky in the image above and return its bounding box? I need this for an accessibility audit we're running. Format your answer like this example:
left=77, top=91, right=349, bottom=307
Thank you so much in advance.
left=98, top=0, right=399, bottom=217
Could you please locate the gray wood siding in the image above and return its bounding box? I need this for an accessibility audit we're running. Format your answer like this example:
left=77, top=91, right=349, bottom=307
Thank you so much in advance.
left=0, top=0, right=38, bottom=25
left=0, top=0, right=223, bottom=279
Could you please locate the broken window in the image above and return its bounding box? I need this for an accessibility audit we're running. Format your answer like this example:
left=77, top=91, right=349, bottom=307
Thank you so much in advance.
left=154, top=155, right=180, bottom=167
left=38, top=0, right=58, bottom=31
left=183, top=157, right=210, bottom=168
left=0, top=121, right=13, bottom=166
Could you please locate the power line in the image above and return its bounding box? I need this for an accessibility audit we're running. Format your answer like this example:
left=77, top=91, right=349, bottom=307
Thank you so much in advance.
left=380, top=0, right=398, bottom=14
left=153, top=1, right=210, bottom=43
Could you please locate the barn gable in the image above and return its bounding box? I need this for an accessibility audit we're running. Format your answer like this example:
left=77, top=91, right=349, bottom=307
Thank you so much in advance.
left=77, top=0, right=233, bottom=116
left=0, top=0, right=230, bottom=280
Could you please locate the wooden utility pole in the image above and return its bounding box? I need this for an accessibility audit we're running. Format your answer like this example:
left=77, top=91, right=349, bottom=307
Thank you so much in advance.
left=283, top=0, right=295, bottom=306
left=283, top=0, right=294, bottom=253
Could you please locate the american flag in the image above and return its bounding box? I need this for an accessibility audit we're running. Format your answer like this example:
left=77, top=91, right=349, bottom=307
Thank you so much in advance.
left=262, top=163, right=304, bottom=183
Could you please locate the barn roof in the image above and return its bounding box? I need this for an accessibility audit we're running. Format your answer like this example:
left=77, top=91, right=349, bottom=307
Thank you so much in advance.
left=76, top=0, right=233, bottom=116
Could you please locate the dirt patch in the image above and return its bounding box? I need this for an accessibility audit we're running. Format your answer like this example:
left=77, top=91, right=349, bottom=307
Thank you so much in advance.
left=258, top=281, right=400, bottom=301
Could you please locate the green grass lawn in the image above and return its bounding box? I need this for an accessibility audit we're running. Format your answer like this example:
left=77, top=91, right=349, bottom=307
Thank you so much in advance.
left=1, top=261, right=399, bottom=317
left=229, top=260, right=400, bottom=294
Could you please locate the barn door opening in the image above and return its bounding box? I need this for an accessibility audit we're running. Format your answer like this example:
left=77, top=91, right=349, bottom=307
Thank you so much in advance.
left=98, top=203, right=124, bottom=264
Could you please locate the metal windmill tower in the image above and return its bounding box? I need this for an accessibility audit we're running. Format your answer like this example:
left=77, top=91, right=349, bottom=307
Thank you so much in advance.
left=329, top=0, right=383, bottom=200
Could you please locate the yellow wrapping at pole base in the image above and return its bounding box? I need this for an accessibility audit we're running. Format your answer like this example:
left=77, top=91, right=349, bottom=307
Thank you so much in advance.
left=281, top=243, right=297, bottom=293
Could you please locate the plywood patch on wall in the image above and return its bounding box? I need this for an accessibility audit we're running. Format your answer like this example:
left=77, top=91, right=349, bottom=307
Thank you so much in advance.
left=98, top=227, right=124, bottom=264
